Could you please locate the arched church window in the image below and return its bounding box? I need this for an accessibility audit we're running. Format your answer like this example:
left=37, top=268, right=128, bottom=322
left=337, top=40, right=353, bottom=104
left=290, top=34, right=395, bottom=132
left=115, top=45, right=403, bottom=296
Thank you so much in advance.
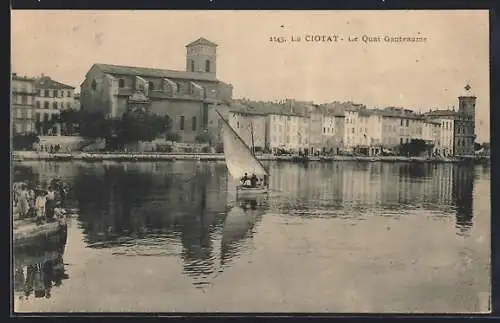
left=205, top=60, right=210, bottom=72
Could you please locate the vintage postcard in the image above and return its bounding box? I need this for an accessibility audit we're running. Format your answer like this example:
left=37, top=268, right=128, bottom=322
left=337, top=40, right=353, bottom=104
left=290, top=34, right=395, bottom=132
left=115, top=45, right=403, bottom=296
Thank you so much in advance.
left=11, top=10, right=490, bottom=313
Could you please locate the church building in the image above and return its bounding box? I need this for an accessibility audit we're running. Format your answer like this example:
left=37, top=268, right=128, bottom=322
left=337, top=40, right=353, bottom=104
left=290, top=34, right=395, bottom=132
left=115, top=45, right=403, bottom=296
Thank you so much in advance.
left=79, top=37, right=233, bottom=143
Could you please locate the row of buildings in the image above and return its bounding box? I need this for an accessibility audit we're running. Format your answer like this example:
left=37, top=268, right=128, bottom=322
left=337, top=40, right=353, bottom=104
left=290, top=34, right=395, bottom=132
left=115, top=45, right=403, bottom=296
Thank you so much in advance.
left=227, top=90, right=477, bottom=157
left=12, top=37, right=477, bottom=157
left=12, top=73, right=79, bottom=136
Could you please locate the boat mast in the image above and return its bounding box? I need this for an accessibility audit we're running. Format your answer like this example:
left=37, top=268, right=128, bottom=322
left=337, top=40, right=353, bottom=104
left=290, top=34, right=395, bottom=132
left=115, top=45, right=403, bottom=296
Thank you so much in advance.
left=250, top=120, right=255, bottom=156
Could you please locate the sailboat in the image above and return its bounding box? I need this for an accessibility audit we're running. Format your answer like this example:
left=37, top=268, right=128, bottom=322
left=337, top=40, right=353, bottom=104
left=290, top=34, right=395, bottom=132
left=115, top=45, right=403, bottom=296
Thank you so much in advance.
left=216, top=110, right=270, bottom=197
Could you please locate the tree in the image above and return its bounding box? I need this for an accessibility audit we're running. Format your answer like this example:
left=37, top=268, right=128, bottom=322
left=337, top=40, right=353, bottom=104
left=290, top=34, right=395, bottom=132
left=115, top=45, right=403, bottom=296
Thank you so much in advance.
left=13, top=132, right=39, bottom=150
left=117, top=111, right=169, bottom=143
left=398, top=139, right=433, bottom=157
left=79, top=111, right=115, bottom=140
left=195, top=132, right=213, bottom=144
left=59, top=108, right=82, bottom=135
left=165, top=131, right=180, bottom=144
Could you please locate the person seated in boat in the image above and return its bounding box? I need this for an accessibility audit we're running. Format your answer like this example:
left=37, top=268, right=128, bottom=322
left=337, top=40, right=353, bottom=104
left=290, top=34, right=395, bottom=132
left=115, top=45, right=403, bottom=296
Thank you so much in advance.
left=240, top=173, right=251, bottom=187
left=250, top=173, right=258, bottom=188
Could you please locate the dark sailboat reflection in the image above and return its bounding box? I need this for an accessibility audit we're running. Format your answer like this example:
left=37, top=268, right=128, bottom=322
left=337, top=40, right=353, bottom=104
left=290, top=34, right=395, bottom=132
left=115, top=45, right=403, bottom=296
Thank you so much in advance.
left=70, top=162, right=269, bottom=289
left=220, top=197, right=267, bottom=268
left=13, top=240, right=68, bottom=300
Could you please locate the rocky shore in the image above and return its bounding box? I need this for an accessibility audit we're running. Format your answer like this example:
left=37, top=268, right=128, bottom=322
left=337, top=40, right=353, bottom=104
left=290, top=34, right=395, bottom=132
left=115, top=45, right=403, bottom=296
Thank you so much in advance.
left=12, top=151, right=489, bottom=164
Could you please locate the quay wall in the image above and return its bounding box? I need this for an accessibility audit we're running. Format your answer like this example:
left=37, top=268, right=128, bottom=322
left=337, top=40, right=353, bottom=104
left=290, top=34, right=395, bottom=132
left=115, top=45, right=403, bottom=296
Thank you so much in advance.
left=12, top=151, right=488, bottom=164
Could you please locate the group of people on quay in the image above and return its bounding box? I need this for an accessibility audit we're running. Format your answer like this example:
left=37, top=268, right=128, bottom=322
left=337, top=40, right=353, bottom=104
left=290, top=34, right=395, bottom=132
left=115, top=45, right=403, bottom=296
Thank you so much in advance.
left=12, top=178, right=68, bottom=224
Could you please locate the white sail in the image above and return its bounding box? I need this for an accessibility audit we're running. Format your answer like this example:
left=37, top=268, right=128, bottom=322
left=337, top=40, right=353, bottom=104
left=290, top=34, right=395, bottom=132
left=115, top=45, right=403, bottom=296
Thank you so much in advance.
left=217, top=110, right=268, bottom=181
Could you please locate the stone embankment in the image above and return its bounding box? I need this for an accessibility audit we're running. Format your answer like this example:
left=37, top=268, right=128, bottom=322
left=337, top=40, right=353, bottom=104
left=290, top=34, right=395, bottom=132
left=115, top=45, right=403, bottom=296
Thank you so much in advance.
left=12, top=151, right=488, bottom=164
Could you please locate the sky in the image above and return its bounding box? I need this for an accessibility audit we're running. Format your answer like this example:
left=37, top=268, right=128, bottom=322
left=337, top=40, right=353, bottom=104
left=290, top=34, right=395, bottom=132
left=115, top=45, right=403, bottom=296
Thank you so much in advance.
left=11, top=10, right=490, bottom=142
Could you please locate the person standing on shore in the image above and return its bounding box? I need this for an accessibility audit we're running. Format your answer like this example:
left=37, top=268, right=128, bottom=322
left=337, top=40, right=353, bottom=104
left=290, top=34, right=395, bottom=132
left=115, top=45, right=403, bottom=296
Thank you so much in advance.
left=17, top=184, right=29, bottom=219
left=35, top=189, right=47, bottom=224
left=45, top=187, right=56, bottom=222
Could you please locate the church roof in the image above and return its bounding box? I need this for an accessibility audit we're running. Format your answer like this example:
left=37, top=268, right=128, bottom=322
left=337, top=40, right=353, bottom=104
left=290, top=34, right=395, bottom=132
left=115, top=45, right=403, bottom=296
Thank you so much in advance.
left=186, top=37, right=218, bottom=47
left=93, top=63, right=218, bottom=82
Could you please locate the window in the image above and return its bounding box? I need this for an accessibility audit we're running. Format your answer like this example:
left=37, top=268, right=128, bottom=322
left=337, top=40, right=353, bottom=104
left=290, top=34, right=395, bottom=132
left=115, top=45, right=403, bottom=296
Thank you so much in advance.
left=192, top=116, right=197, bottom=131
left=27, top=110, right=32, bottom=119
left=16, top=109, right=22, bottom=118
left=67, top=102, right=71, bottom=109
left=36, top=113, right=41, bottom=121
left=67, top=91, right=71, bottom=97
left=35, top=101, right=40, bottom=109
left=205, top=60, right=210, bottom=72
left=44, top=102, right=49, bottom=109
left=118, top=79, right=125, bottom=88
left=179, top=116, right=185, bottom=130
left=21, top=95, right=27, bottom=104
left=149, top=81, right=154, bottom=91
left=400, top=138, right=403, bottom=144
left=237, top=121, right=240, bottom=128
left=43, top=113, right=49, bottom=122
left=44, top=90, right=49, bottom=97
left=15, top=123, right=22, bottom=133
left=176, top=83, right=181, bottom=93
left=36, top=89, right=41, bottom=96
left=400, top=120, right=403, bottom=126
left=406, top=119, right=409, bottom=127
left=91, top=80, right=97, bottom=90
left=53, top=102, right=58, bottom=109
left=190, top=60, right=195, bottom=72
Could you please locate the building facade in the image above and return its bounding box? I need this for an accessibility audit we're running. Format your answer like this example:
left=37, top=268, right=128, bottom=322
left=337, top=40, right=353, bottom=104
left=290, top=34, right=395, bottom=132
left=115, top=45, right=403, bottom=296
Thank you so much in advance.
left=12, top=73, right=36, bottom=134
left=455, top=85, right=476, bottom=156
left=80, top=37, right=233, bottom=144
left=424, top=110, right=456, bottom=156
left=34, top=75, right=76, bottom=135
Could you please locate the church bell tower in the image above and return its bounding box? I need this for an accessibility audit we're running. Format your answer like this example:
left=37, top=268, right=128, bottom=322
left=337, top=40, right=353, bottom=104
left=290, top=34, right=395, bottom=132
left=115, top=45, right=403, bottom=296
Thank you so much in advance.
left=185, top=37, right=217, bottom=76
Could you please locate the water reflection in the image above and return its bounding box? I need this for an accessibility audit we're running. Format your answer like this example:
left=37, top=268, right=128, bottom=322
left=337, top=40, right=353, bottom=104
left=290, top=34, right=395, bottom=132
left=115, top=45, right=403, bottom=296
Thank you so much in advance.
left=13, top=240, right=68, bottom=300
left=12, top=161, right=482, bottom=290
left=268, top=162, right=476, bottom=234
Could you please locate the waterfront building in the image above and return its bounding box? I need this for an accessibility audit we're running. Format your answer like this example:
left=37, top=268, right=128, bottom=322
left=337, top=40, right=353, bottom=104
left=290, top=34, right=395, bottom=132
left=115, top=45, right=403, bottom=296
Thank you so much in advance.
left=80, top=37, right=233, bottom=144
left=267, top=109, right=309, bottom=153
left=11, top=73, right=36, bottom=134
left=228, top=103, right=267, bottom=151
left=318, top=103, right=345, bottom=154
left=367, top=109, right=383, bottom=155
left=424, top=109, right=456, bottom=156
left=34, top=74, right=76, bottom=135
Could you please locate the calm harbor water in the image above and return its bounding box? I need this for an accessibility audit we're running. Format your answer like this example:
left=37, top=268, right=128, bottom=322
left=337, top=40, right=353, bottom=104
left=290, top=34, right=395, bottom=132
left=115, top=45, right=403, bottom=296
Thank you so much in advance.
left=12, top=161, right=490, bottom=313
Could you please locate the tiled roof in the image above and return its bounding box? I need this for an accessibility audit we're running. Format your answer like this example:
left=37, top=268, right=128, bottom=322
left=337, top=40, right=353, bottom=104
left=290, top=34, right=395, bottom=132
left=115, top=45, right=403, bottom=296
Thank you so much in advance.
left=12, top=74, right=35, bottom=82
left=93, top=63, right=218, bottom=82
left=231, top=101, right=307, bottom=117
left=186, top=37, right=218, bottom=47
left=35, top=76, right=75, bottom=90
left=424, top=109, right=457, bottom=117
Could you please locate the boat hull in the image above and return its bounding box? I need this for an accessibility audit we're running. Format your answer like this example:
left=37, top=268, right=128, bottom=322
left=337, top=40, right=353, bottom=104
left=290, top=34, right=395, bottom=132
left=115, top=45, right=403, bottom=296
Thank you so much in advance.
left=13, top=219, right=68, bottom=249
left=236, top=186, right=269, bottom=196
